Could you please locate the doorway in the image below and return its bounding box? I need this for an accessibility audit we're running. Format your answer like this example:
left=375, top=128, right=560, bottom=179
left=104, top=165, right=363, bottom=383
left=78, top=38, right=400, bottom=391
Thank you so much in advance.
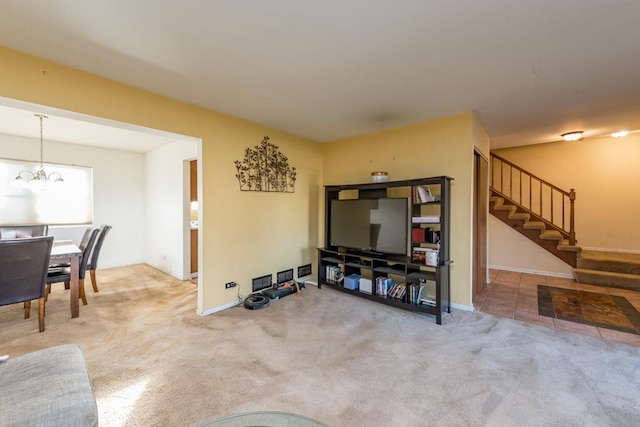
left=473, top=150, right=488, bottom=298
left=189, top=159, right=198, bottom=277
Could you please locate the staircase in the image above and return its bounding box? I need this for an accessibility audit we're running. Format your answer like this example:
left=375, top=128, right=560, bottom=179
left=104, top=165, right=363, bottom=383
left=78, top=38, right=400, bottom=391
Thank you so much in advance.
left=489, top=193, right=580, bottom=267
left=490, top=153, right=580, bottom=267
left=575, top=251, right=640, bottom=291
left=490, top=152, right=640, bottom=291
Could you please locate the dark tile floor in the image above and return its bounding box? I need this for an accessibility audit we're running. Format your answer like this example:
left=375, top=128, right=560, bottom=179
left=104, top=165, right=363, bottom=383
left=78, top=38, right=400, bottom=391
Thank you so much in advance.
left=474, top=269, right=640, bottom=347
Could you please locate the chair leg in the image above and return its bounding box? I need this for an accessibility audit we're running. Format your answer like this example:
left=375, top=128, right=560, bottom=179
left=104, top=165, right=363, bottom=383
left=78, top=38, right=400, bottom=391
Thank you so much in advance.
left=80, top=278, right=88, bottom=305
left=38, top=297, right=45, bottom=332
left=90, top=269, right=99, bottom=292
left=24, top=301, right=31, bottom=319
left=45, top=284, right=51, bottom=302
left=64, top=281, right=70, bottom=290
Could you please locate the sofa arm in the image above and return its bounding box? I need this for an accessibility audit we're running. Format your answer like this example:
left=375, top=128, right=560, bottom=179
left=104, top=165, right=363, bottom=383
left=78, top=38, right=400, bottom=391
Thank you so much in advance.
left=0, top=344, right=98, bottom=427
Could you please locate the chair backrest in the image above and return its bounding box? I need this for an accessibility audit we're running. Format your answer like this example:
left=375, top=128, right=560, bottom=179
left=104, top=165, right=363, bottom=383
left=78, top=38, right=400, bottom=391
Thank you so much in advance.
left=88, top=225, right=112, bottom=270
left=0, top=224, right=49, bottom=239
left=78, top=227, right=100, bottom=280
left=0, top=236, right=54, bottom=306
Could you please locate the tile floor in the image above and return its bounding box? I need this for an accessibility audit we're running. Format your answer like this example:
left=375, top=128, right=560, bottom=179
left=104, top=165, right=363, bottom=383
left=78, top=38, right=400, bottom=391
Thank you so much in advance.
left=474, top=269, right=640, bottom=347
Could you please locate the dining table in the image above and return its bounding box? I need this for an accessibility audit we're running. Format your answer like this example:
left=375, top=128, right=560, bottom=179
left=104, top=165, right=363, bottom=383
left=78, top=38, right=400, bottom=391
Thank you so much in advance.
left=50, top=241, right=82, bottom=318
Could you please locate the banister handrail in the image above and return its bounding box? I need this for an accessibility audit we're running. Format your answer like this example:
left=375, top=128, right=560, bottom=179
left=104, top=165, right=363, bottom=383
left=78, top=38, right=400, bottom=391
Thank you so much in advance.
left=491, top=153, right=571, bottom=198
left=490, top=152, right=576, bottom=245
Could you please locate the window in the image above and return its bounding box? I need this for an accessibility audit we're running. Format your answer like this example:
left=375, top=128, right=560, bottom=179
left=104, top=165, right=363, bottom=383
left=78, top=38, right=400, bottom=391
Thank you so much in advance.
left=0, top=158, right=93, bottom=225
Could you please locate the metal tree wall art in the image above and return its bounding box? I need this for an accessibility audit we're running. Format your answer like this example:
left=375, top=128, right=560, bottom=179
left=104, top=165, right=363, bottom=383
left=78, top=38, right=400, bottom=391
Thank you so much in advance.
left=234, top=136, right=297, bottom=192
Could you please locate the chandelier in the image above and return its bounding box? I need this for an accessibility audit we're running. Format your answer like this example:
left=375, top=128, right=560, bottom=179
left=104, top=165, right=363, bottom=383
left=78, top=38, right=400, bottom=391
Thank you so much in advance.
left=14, top=114, right=64, bottom=184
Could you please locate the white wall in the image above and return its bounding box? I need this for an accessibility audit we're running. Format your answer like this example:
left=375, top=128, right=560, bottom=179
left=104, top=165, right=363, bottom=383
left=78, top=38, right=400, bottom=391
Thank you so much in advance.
left=0, top=133, right=146, bottom=268
left=144, top=140, right=198, bottom=280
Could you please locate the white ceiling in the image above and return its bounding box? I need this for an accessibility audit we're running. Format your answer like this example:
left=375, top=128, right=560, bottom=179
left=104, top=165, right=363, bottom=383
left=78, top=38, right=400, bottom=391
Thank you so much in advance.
left=0, top=100, right=187, bottom=153
left=0, top=0, right=639, bottom=150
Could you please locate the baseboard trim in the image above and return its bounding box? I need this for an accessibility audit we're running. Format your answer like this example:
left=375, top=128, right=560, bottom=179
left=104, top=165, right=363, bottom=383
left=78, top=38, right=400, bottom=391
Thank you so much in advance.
left=451, top=302, right=474, bottom=312
left=199, top=300, right=240, bottom=316
left=489, top=264, right=574, bottom=279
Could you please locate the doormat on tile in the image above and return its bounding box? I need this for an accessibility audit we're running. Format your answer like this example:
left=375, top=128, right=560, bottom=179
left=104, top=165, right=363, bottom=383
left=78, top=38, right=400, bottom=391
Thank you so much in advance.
left=537, top=285, right=640, bottom=335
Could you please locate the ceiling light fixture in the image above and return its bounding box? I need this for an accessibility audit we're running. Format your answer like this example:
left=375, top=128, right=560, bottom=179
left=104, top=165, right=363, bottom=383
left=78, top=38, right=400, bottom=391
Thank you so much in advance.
left=611, top=131, right=628, bottom=138
left=14, top=114, right=64, bottom=185
left=561, top=131, right=583, bottom=142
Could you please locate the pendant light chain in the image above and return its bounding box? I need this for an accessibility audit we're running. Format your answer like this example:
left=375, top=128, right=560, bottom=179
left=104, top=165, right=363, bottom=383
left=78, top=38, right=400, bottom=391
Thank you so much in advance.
left=36, top=114, right=48, bottom=169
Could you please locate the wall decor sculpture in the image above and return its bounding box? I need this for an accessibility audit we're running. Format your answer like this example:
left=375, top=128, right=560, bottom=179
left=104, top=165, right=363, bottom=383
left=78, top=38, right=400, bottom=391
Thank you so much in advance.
left=234, top=136, right=297, bottom=192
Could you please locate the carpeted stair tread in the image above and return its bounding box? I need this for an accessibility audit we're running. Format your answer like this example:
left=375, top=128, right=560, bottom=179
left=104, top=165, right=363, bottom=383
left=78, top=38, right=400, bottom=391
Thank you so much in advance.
left=578, top=250, right=640, bottom=275
left=574, top=268, right=640, bottom=291
left=557, top=242, right=582, bottom=253
left=523, top=221, right=545, bottom=230
left=540, top=230, right=563, bottom=240
left=508, top=212, right=530, bottom=221
left=494, top=204, right=517, bottom=215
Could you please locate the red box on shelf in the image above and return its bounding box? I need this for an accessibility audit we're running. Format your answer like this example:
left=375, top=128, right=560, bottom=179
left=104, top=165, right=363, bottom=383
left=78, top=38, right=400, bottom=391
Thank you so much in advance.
left=412, top=228, right=426, bottom=243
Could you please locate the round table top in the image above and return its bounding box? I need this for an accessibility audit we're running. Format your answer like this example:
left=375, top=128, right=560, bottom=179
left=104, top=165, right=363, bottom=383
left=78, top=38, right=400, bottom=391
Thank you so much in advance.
left=200, top=411, right=327, bottom=427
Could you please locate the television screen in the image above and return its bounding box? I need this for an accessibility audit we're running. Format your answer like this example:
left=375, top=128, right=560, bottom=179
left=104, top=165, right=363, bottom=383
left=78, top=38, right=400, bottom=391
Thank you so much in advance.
left=330, top=198, right=408, bottom=255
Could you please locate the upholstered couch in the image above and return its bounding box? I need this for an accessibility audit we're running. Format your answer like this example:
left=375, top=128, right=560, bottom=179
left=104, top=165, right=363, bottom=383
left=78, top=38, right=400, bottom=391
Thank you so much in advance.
left=0, top=344, right=98, bottom=426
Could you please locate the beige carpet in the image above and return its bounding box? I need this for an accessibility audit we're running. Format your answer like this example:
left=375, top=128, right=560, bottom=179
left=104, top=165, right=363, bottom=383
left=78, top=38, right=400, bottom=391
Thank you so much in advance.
left=1, top=264, right=640, bottom=426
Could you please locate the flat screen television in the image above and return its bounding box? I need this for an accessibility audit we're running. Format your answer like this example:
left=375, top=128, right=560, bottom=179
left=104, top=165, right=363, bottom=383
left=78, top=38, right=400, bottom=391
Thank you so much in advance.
left=329, top=198, right=408, bottom=255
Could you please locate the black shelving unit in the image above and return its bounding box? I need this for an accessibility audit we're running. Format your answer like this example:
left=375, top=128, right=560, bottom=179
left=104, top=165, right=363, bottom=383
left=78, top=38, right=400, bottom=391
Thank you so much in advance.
left=318, top=176, right=453, bottom=324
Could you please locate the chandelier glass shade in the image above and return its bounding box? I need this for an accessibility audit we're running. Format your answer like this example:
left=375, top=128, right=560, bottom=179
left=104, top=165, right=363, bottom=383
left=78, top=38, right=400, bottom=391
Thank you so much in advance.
left=14, top=114, right=64, bottom=184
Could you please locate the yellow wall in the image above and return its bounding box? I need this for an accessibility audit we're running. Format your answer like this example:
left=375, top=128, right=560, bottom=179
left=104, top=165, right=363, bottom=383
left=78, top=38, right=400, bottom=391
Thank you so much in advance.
left=472, top=113, right=490, bottom=158
left=494, top=133, right=640, bottom=254
left=322, top=113, right=476, bottom=307
left=0, top=46, right=323, bottom=312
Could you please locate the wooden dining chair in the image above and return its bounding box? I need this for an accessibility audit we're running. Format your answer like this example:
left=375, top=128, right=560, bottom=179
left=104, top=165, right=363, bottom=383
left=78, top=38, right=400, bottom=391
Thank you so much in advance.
left=0, top=236, right=54, bottom=332
left=47, top=227, right=99, bottom=306
left=87, top=224, right=112, bottom=292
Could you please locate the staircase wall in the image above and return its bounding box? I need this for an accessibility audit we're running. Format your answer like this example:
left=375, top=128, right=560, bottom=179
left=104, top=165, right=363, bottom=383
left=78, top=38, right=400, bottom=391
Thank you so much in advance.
left=489, top=216, right=574, bottom=277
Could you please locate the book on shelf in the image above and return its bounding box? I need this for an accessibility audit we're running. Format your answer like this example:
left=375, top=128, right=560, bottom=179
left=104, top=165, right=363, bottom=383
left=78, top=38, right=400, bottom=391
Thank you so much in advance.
left=376, top=277, right=393, bottom=297
left=412, top=247, right=438, bottom=266
left=416, top=185, right=434, bottom=203
left=412, top=227, right=440, bottom=244
left=412, top=216, right=440, bottom=223
left=413, top=185, right=434, bottom=203
left=389, top=282, right=406, bottom=299
left=407, top=283, right=425, bottom=305
left=420, top=298, right=436, bottom=307
left=325, top=266, right=343, bottom=283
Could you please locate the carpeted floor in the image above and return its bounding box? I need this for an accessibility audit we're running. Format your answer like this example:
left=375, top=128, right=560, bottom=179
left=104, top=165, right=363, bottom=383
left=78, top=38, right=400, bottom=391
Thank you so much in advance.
left=1, top=264, right=640, bottom=426
left=538, top=285, right=640, bottom=335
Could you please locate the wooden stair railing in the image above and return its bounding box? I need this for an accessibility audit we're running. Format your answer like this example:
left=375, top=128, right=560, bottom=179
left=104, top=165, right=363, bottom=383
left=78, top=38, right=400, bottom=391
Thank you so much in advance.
left=490, top=152, right=576, bottom=245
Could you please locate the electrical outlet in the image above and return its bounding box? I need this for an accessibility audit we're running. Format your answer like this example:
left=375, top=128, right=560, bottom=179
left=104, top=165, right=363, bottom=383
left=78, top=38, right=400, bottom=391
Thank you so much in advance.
left=225, top=281, right=237, bottom=289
